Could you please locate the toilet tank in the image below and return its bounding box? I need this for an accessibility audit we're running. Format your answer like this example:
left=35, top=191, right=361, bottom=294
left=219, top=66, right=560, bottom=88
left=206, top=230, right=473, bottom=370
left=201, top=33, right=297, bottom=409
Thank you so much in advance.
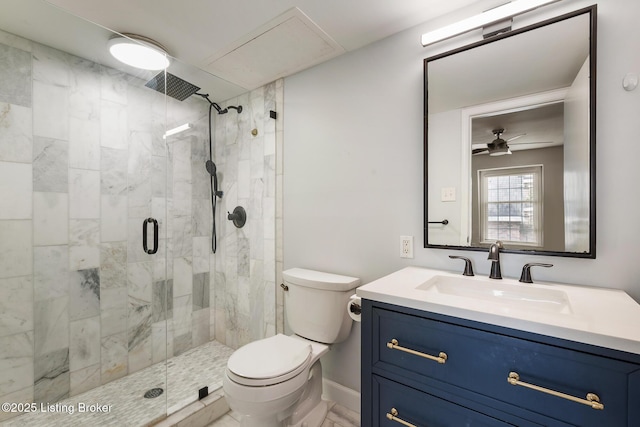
left=283, top=268, right=360, bottom=344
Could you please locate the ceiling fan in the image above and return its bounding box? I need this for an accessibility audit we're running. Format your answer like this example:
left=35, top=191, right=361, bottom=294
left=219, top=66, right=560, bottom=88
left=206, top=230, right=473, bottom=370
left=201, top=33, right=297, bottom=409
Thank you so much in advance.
left=472, top=128, right=526, bottom=156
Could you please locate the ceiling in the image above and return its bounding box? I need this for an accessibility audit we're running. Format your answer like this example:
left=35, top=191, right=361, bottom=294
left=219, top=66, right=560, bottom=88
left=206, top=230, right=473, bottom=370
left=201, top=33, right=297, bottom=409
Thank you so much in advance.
left=0, top=0, right=482, bottom=102
left=472, top=103, right=565, bottom=154
left=427, top=11, right=589, bottom=114
left=427, top=11, right=590, bottom=154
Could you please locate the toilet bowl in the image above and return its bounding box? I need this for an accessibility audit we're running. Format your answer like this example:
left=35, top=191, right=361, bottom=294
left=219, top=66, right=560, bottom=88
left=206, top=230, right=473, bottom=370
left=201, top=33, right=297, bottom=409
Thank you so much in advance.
left=222, top=268, right=360, bottom=427
left=223, top=334, right=329, bottom=427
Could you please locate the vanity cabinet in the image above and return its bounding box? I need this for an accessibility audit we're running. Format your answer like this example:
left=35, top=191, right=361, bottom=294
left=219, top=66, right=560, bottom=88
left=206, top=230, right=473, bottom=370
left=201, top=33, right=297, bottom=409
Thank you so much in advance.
left=362, top=299, right=640, bottom=427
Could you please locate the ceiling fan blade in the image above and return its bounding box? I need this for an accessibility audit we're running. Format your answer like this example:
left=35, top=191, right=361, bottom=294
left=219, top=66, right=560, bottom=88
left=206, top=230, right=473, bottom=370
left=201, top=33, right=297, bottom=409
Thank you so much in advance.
left=506, top=133, right=526, bottom=142
left=472, top=148, right=488, bottom=154
left=510, top=140, right=555, bottom=145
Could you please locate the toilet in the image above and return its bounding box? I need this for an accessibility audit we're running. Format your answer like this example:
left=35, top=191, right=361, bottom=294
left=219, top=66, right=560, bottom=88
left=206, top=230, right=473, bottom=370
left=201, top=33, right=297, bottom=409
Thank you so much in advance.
left=223, top=268, right=361, bottom=427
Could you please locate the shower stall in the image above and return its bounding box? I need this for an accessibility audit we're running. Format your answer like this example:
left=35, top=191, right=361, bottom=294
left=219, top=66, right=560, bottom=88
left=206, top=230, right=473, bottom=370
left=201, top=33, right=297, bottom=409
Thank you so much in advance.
left=0, top=1, right=281, bottom=425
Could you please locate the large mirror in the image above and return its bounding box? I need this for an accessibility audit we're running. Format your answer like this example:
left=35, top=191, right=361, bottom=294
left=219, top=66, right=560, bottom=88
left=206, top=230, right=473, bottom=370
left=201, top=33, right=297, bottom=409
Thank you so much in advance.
left=424, top=6, right=596, bottom=258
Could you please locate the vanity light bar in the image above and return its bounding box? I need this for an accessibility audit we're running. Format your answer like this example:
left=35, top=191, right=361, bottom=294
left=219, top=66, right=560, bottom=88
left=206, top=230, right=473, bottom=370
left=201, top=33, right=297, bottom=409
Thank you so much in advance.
left=162, top=123, right=191, bottom=139
left=421, top=0, right=561, bottom=47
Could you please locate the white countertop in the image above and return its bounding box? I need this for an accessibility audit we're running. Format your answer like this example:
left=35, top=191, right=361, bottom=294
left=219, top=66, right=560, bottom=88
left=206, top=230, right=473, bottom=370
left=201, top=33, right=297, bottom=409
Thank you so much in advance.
left=356, top=266, right=640, bottom=355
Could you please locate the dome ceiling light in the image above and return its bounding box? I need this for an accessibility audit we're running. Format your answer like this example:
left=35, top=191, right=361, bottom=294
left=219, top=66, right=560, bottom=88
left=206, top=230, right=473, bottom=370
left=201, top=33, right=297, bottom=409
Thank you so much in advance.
left=108, top=33, right=170, bottom=71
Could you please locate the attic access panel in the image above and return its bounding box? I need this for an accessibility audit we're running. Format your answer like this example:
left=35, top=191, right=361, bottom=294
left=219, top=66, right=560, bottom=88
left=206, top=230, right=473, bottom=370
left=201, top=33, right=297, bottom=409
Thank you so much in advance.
left=203, top=7, right=344, bottom=90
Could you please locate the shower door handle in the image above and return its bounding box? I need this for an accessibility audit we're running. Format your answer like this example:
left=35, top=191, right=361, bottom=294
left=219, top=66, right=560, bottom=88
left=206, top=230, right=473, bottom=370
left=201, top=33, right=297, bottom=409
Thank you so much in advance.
left=143, top=218, right=159, bottom=254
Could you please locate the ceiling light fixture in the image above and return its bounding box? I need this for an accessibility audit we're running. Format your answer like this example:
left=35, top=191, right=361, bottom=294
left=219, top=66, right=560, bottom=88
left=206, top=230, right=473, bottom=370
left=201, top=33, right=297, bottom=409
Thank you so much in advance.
left=489, top=143, right=512, bottom=156
left=108, top=33, right=170, bottom=70
left=421, top=0, right=561, bottom=47
left=488, top=129, right=512, bottom=156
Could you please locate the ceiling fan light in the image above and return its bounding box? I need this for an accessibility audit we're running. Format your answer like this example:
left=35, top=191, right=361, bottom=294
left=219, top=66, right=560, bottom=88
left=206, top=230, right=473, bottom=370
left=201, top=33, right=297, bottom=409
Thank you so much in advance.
left=108, top=34, right=170, bottom=71
left=489, top=139, right=511, bottom=155
left=490, top=146, right=512, bottom=156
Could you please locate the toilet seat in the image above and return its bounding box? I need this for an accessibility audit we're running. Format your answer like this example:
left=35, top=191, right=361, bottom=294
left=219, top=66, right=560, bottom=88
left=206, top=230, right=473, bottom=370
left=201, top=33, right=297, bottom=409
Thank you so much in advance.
left=227, top=334, right=312, bottom=387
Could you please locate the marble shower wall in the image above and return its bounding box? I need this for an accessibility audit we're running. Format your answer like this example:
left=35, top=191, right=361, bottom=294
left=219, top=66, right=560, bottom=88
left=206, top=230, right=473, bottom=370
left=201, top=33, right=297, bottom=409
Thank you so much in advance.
left=212, top=81, right=283, bottom=349
left=0, top=29, right=215, bottom=420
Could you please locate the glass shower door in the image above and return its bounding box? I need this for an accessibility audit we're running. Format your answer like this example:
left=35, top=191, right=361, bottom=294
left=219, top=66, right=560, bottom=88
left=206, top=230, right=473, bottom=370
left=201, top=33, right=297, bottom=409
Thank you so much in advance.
left=160, top=64, right=215, bottom=414
left=0, top=1, right=234, bottom=423
left=0, top=2, right=172, bottom=423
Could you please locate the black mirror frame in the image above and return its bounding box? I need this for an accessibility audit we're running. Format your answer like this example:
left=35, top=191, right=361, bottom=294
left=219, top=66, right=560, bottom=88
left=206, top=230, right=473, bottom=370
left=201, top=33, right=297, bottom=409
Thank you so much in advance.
left=423, top=5, right=597, bottom=258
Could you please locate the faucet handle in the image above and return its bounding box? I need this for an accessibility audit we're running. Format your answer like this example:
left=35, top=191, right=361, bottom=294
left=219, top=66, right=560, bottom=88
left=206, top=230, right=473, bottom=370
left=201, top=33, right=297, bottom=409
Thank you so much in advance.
left=449, top=255, right=474, bottom=276
left=519, top=263, right=553, bottom=284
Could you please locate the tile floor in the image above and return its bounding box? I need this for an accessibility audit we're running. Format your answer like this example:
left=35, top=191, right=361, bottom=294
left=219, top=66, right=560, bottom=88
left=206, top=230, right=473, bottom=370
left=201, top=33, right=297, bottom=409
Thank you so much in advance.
left=1, top=341, right=235, bottom=426
left=1, top=338, right=360, bottom=427
left=208, top=402, right=360, bottom=427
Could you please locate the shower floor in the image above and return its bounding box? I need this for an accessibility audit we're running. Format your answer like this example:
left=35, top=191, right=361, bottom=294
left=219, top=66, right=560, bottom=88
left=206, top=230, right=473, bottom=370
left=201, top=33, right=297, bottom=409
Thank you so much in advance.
left=1, top=341, right=234, bottom=427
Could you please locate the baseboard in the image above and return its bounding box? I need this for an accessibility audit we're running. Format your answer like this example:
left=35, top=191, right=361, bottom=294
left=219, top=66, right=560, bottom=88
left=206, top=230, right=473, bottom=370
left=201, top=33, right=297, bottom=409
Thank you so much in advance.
left=322, top=379, right=360, bottom=414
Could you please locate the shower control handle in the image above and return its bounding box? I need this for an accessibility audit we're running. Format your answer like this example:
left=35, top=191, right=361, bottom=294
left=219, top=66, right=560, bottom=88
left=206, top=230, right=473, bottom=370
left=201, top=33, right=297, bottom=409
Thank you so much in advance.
left=143, top=218, right=159, bottom=255
left=227, top=206, right=247, bottom=228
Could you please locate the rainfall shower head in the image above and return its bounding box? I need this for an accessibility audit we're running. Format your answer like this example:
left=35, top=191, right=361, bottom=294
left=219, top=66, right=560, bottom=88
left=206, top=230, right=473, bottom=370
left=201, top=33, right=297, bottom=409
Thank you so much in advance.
left=145, top=72, right=200, bottom=101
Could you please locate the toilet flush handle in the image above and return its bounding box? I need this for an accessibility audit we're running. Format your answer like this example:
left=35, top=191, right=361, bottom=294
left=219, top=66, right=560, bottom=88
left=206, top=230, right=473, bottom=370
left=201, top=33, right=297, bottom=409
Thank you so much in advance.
left=280, top=283, right=289, bottom=291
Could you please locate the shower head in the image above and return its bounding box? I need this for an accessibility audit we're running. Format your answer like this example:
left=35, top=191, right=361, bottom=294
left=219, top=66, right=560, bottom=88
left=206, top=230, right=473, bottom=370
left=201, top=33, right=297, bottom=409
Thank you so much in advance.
left=193, top=93, right=242, bottom=115
left=208, top=101, right=228, bottom=115
left=212, top=104, right=242, bottom=115
left=205, top=160, right=217, bottom=176
left=145, top=72, right=200, bottom=101
left=206, top=160, right=223, bottom=199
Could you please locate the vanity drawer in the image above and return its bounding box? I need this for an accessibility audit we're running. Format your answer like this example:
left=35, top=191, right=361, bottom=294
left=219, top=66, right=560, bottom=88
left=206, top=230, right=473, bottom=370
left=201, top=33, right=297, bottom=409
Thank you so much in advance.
left=373, top=375, right=530, bottom=427
left=372, top=306, right=640, bottom=427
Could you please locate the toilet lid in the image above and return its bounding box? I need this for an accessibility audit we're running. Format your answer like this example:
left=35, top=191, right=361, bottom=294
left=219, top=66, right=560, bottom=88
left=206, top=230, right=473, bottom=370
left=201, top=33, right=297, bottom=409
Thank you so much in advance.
left=227, top=334, right=312, bottom=381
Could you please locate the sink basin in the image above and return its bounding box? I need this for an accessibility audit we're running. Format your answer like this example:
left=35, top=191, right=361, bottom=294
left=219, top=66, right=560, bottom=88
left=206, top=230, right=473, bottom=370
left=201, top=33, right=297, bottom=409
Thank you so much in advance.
left=417, top=275, right=572, bottom=314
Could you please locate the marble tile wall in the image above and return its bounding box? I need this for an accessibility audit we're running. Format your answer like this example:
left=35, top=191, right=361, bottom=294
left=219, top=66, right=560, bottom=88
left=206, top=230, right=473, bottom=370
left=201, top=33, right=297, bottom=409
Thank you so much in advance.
left=0, top=29, right=219, bottom=421
left=212, top=81, right=283, bottom=349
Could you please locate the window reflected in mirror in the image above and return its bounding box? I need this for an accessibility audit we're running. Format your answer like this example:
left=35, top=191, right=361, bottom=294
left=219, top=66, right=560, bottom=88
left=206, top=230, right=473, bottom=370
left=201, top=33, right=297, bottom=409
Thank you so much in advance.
left=477, top=165, right=543, bottom=248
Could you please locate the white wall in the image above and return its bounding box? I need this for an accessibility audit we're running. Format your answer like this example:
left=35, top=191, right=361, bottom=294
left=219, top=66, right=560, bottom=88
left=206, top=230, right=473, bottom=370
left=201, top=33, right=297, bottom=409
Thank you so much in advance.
left=427, top=109, right=464, bottom=245
left=283, top=0, right=640, bottom=395
left=564, top=58, right=591, bottom=252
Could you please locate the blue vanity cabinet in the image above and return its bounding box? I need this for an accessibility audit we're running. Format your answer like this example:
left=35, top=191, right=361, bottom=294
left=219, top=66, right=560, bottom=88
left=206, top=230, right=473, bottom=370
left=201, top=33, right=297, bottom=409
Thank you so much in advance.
left=361, top=299, right=640, bottom=427
left=373, top=374, right=532, bottom=427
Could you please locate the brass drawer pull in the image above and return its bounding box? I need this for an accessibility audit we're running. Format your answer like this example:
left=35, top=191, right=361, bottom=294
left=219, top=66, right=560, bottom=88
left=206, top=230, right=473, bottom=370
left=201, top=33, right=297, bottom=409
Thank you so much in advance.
left=507, top=372, right=604, bottom=410
left=386, top=408, right=417, bottom=427
left=386, top=339, right=448, bottom=364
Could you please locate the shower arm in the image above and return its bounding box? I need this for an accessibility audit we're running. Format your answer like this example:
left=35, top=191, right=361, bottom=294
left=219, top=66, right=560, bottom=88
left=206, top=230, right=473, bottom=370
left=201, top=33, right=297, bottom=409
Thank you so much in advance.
left=194, top=93, right=242, bottom=114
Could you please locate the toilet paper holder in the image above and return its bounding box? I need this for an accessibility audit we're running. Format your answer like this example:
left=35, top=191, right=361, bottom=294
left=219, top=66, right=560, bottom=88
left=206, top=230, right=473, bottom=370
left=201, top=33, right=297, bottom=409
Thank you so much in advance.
left=349, top=300, right=361, bottom=315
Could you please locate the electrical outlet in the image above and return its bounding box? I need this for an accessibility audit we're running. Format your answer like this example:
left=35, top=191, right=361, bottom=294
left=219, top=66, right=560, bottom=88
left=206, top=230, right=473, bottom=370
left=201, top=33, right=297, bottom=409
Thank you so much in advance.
left=400, top=236, right=414, bottom=258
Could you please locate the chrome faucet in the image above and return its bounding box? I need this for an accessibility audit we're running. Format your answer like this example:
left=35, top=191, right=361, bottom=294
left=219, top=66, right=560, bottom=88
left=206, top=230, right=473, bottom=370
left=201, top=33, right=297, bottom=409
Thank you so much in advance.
left=488, top=241, right=503, bottom=279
